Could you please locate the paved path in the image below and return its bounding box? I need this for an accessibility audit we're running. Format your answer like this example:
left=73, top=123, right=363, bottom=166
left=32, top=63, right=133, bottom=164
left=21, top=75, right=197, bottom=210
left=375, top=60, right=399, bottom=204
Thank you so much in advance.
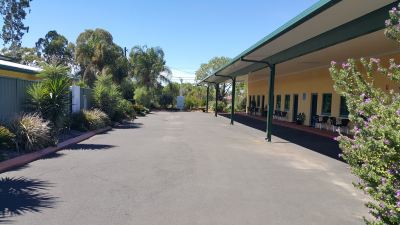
left=0, top=112, right=368, bottom=225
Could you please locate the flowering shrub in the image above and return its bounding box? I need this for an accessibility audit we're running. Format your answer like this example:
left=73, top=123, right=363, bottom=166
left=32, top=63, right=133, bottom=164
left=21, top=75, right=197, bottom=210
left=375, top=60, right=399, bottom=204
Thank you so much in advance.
left=329, top=5, right=400, bottom=225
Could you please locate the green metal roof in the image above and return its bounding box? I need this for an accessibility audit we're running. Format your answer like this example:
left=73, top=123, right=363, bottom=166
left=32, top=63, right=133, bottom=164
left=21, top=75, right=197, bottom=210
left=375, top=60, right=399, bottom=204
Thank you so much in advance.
left=199, top=0, right=340, bottom=84
left=198, top=0, right=396, bottom=84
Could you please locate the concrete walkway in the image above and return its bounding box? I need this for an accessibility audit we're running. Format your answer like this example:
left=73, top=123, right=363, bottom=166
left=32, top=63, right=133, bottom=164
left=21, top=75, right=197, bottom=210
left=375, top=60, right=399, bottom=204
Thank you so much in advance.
left=0, top=112, right=368, bottom=225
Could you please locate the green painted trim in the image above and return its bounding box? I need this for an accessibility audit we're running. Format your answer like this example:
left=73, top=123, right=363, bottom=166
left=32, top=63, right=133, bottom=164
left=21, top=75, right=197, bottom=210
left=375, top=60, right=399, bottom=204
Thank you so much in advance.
left=225, top=2, right=396, bottom=77
left=266, top=2, right=395, bottom=64
left=0, top=64, right=39, bottom=75
left=199, top=0, right=340, bottom=84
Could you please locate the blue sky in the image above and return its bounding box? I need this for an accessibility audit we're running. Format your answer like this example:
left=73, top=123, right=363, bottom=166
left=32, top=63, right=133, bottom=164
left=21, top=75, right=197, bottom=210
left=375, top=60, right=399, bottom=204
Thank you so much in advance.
left=17, top=0, right=319, bottom=81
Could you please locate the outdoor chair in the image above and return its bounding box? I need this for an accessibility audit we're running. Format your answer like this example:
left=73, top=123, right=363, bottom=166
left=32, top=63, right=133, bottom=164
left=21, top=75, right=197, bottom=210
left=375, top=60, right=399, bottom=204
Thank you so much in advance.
left=330, top=117, right=340, bottom=132
left=314, top=115, right=321, bottom=128
left=339, top=118, right=350, bottom=134
left=320, top=116, right=329, bottom=129
left=281, top=111, right=288, bottom=120
left=273, top=110, right=278, bottom=119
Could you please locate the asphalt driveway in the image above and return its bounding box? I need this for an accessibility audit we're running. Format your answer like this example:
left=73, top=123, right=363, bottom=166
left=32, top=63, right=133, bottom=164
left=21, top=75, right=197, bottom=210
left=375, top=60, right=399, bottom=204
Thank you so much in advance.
left=0, top=111, right=368, bottom=225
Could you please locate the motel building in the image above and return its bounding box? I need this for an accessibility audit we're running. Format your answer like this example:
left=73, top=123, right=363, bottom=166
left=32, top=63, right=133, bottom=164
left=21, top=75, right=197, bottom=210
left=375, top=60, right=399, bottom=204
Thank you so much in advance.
left=0, top=57, right=41, bottom=121
left=199, top=0, right=400, bottom=142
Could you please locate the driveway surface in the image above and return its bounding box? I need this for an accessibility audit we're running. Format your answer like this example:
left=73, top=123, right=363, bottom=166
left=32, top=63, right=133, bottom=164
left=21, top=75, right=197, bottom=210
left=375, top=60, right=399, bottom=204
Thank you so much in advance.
left=0, top=112, right=368, bottom=225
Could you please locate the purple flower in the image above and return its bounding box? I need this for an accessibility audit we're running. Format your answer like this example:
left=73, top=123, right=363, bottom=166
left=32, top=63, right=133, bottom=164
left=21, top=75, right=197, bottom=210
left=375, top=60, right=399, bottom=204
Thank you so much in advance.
left=386, top=19, right=392, bottom=26
left=342, top=62, right=351, bottom=69
left=396, top=109, right=400, bottom=116
left=384, top=139, right=390, bottom=145
left=360, top=93, right=366, bottom=98
left=397, top=201, right=400, bottom=208
left=370, top=58, right=380, bottom=64
left=331, top=61, right=336, bottom=67
left=364, top=98, right=371, bottom=103
left=396, top=190, right=400, bottom=199
left=381, top=178, right=386, bottom=184
left=333, top=136, right=341, bottom=141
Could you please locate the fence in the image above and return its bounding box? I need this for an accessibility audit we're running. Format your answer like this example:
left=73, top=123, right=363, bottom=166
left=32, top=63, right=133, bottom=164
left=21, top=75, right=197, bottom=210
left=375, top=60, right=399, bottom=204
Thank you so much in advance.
left=71, top=85, right=93, bottom=113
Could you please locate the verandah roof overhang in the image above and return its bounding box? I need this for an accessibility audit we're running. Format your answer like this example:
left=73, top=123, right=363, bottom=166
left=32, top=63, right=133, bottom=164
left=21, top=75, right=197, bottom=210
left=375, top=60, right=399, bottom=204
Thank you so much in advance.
left=198, top=0, right=398, bottom=85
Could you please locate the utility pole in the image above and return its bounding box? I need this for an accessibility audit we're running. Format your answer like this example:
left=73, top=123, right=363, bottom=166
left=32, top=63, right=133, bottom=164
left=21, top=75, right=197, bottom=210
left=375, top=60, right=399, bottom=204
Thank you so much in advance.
left=124, top=47, right=128, bottom=57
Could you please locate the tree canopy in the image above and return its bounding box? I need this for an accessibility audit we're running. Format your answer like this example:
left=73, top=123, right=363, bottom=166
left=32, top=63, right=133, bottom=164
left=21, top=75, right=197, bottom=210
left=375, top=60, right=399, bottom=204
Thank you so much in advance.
left=74, top=28, right=127, bottom=86
left=129, top=45, right=171, bottom=88
left=195, top=56, right=230, bottom=82
left=35, top=30, right=74, bottom=65
left=0, top=0, right=31, bottom=52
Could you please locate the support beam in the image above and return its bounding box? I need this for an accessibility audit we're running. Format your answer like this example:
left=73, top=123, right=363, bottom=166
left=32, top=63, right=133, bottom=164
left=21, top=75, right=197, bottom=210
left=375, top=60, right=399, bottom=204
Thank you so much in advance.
left=266, top=64, right=276, bottom=142
left=215, top=84, right=219, bottom=117
left=206, top=85, right=210, bottom=113
left=230, top=77, right=236, bottom=125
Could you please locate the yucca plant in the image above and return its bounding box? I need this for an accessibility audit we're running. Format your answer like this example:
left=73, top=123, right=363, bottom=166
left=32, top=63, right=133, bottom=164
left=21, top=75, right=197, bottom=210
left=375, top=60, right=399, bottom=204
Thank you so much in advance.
left=27, top=64, right=71, bottom=133
left=93, top=74, right=124, bottom=121
left=11, top=114, right=52, bottom=152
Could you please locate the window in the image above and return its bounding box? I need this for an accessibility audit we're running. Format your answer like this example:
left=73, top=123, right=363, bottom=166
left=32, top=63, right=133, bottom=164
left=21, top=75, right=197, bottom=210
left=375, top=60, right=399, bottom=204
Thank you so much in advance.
left=321, top=93, right=332, bottom=115
left=276, top=95, right=281, bottom=110
left=284, top=95, right=290, bottom=111
left=257, top=95, right=260, bottom=107
left=340, top=96, right=349, bottom=117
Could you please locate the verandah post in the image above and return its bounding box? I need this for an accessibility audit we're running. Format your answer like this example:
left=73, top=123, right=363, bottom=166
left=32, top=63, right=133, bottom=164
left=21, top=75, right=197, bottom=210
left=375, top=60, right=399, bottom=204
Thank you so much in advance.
left=266, top=64, right=276, bottom=142
left=206, top=84, right=210, bottom=113
left=230, top=77, right=236, bottom=125
left=215, top=83, right=219, bottom=117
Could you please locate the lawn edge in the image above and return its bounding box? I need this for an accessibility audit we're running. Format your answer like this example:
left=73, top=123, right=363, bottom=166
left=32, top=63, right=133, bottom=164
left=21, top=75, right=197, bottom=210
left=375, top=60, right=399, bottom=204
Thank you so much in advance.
left=0, top=126, right=112, bottom=174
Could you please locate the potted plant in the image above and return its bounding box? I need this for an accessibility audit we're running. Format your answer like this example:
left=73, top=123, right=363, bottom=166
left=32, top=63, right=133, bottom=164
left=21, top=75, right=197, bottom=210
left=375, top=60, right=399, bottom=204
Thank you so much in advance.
left=296, top=113, right=306, bottom=125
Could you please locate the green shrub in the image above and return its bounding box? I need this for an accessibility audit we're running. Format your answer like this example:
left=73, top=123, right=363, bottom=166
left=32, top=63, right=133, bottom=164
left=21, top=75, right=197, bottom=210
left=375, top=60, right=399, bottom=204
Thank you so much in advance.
left=134, top=87, right=152, bottom=108
left=0, top=126, right=15, bottom=150
left=11, top=114, right=52, bottom=152
left=93, top=75, right=125, bottom=121
left=328, top=6, right=400, bottom=224
left=71, top=109, right=110, bottom=131
left=133, top=104, right=149, bottom=116
left=115, top=99, right=135, bottom=121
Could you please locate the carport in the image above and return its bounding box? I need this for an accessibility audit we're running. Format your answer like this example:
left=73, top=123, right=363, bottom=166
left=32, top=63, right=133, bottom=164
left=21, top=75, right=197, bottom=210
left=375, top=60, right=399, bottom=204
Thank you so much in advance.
left=198, top=0, right=397, bottom=142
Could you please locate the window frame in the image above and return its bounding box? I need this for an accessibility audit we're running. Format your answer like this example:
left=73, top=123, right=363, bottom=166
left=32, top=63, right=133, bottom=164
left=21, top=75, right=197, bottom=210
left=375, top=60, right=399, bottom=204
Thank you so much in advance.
left=284, top=94, right=290, bottom=111
left=321, top=93, right=332, bottom=115
left=339, top=96, right=349, bottom=117
left=276, top=95, right=281, bottom=110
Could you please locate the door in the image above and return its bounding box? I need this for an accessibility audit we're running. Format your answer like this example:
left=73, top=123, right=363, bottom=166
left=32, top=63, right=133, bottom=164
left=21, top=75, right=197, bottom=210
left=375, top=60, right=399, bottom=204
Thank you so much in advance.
left=292, top=94, right=298, bottom=121
left=310, top=93, right=318, bottom=126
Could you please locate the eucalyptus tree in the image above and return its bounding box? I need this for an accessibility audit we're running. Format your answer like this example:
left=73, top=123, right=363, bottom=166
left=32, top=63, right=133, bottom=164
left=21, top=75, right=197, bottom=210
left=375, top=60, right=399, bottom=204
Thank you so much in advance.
left=35, top=30, right=74, bottom=65
left=195, top=56, right=231, bottom=101
left=0, top=0, right=32, bottom=52
left=129, top=45, right=171, bottom=88
left=1, top=46, right=43, bottom=66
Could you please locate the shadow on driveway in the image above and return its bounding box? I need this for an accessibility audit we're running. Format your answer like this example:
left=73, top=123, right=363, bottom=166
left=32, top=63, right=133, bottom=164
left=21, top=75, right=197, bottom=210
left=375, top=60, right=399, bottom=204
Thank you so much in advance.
left=0, top=177, right=57, bottom=224
left=65, top=144, right=116, bottom=151
left=114, top=122, right=143, bottom=130
left=220, top=113, right=342, bottom=161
